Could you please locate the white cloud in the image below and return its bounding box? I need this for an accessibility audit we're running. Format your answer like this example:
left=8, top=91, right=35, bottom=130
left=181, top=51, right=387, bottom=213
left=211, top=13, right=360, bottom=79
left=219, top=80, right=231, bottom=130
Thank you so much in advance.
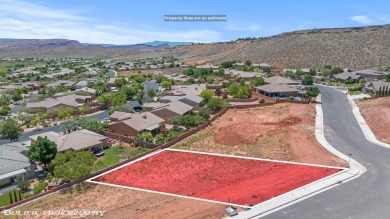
left=349, top=15, right=373, bottom=24
left=225, top=24, right=261, bottom=31
left=0, top=0, right=222, bottom=44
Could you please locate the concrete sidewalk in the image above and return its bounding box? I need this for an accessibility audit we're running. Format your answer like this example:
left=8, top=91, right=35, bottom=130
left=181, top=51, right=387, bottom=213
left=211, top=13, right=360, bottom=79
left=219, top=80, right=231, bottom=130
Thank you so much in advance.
left=0, top=185, right=17, bottom=196
left=229, top=94, right=366, bottom=218
left=347, top=94, right=390, bottom=149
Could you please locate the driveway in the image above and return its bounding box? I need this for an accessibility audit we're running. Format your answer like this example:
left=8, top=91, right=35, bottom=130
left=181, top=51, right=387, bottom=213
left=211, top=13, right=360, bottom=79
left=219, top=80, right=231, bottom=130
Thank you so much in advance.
left=263, top=85, right=390, bottom=218
left=0, top=110, right=109, bottom=145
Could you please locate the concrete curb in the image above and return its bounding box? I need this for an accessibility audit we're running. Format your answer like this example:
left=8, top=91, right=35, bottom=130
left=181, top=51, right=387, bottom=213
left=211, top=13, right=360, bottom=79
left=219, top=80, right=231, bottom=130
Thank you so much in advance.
left=231, top=94, right=366, bottom=219
left=347, top=94, right=390, bottom=148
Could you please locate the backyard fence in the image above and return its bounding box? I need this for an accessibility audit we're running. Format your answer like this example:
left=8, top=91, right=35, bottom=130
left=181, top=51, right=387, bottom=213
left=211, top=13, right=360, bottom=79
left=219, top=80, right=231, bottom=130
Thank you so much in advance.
left=0, top=101, right=292, bottom=211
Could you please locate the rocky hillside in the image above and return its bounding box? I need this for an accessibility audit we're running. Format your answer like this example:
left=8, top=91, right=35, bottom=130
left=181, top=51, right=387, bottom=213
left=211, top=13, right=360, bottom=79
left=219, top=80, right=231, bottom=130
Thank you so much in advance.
left=168, top=24, right=390, bottom=69
left=0, top=39, right=81, bottom=49
left=1, top=24, right=390, bottom=69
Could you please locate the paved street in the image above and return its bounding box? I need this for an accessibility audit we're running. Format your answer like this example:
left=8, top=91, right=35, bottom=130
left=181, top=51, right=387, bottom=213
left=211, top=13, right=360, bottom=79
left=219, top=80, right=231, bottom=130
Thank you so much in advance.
left=263, top=85, right=390, bottom=218
left=0, top=110, right=109, bottom=145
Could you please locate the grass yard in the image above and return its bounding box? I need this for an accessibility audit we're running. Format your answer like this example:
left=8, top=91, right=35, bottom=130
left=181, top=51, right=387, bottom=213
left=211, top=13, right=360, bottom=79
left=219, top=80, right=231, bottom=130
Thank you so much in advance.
left=167, top=129, right=186, bottom=138
left=93, top=146, right=149, bottom=172
left=0, top=190, right=29, bottom=207
left=0, top=61, right=47, bottom=73
left=349, top=91, right=362, bottom=95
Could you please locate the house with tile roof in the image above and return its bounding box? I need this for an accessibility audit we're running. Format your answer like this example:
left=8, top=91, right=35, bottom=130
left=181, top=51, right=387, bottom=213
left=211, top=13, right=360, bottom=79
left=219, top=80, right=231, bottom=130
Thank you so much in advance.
left=159, top=94, right=204, bottom=109
left=29, top=129, right=108, bottom=152
left=0, top=144, right=36, bottom=186
left=150, top=101, right=193, bottom=121
left=108, top=112, right=164, bottom=136
left=362, top=80, right=390, bottom=97
left=26, top=94, right=91, bottom=113
left=264, top=76, right=300, bottom=85
left=329, top=72, right=363, bottom=83
left=255, top=84, right=300, bottom=97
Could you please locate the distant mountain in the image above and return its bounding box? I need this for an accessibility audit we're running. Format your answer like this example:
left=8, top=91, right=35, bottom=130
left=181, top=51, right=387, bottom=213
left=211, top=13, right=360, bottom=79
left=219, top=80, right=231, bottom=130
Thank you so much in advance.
left=82, top=40, right=193, bottom=48
left=0, top=39, right=81, bottom=49
left=1, top=24, right=390, bottom=69
left=143, top=41, right=193, bottom=47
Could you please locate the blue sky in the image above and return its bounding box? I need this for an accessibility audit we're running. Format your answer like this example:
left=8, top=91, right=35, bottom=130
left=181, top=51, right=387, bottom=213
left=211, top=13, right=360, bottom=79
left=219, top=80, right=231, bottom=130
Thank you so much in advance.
left=0, top=0, right=389, bottom=44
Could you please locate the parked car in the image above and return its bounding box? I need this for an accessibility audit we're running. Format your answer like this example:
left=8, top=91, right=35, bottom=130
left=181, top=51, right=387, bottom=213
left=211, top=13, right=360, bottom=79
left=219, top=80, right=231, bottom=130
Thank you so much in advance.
left=102, top=118, right=111, bottom=123
left=225, top=206, right=238, bottom=217
left=172, top=125, right=183, bottom=131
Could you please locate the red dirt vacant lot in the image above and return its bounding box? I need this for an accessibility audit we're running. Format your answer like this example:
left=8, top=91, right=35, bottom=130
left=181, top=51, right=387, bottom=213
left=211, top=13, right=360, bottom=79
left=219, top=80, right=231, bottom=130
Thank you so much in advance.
left=356, top=97, right=390, bottom=143
left=174, top=103, right=345, bottom=167
left=93, top=150, right=342, bottom=206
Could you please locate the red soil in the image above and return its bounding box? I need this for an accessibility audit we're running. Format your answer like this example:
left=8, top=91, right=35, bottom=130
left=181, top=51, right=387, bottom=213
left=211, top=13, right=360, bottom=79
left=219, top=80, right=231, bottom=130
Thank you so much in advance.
left=94, top=150, right=341, bottom=206
left=357, top=97, right=390, bottom=143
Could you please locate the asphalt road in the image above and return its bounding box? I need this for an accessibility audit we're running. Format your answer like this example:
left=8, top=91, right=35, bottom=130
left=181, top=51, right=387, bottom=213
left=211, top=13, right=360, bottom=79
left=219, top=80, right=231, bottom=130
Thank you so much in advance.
left=0, top=110, right=109, bottom=145
left=264, top=85, right=390, bottom=219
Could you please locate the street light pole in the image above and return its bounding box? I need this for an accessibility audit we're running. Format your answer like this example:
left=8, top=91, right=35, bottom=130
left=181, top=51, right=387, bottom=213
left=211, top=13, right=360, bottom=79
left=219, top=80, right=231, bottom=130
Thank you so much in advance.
left=348, top=153, right=352, bottom=169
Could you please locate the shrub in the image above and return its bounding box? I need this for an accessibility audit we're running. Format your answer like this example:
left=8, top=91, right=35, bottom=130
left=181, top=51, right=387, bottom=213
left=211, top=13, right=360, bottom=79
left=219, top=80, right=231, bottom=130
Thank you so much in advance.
left=32, top=181, right=48, bottom=195
left=259, top=99, right=265, bottom=104
left=17, top=180, right=29, bottom=192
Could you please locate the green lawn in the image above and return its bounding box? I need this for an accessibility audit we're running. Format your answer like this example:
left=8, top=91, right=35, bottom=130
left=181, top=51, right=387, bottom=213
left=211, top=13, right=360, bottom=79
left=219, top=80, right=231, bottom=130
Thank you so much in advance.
left=349, top=91, right=362, bottom=95
left=0, top=61, right=47, bottom=73
left=0, top=190, right=29, bottom=207
left=92, top=146, right=149, bottom=172
left=167, top=129, right=186, bottom=138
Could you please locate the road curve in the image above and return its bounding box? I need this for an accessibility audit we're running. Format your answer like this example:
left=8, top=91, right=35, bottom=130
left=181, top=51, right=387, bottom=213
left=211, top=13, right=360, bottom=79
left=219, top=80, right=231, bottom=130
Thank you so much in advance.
left=0, top=110, right=109, bottom=145
left=263, top=85, right=390, bottom=219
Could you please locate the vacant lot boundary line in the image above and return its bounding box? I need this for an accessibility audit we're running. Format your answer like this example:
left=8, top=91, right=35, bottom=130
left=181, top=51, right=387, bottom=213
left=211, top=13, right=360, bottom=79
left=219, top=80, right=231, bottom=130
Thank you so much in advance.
left=87, top=149, right=164, bottom=181
left=88, top=180, right=248, bottom=208
left=167, top=148, right=348, bottom=170
left=87, top=149, right=345, bottom=209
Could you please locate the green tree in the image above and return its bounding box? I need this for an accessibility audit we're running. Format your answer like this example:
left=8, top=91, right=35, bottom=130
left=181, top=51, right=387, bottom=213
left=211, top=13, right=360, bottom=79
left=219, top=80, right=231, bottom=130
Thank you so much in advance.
left=0, top=107, right=10, bottom=118
left=262, top=66, right=271, bottom=73
left=97, top=93, right=112, bottom=107
left=228, top=83, right=240, bottom=95
left=12, top=90, right=23, bottom=102
left=302, top=75, right=314, bottom=85
left=359, top=79, right=366, bottom=84
left=245, top=60, right=252, bottom=66
left=111, top=91, right=127, bottom=107
left=28, top=136, right=57, bottom=169
left=0, top=118, right=23, bottom=142
left=140, top=131, right=153, bottom=142
left=251, top=77, right=265, bottom=87
left=133, top=76, right=145, bottom=83
left=207, top=98, right=227, bottom=112
left=82, top=118, right=105, bottom=133
left=217, top=68, right=225, bottom=76
left=61, top=119, right=80, bottom=133
left=58, top=108, right=73, bottom=120
left=199, top=89, right=215, bottom=102
left=79, top=105, right=89, bottom=115
left=9, top=192, right=13, bottom=204
left=161, top=80, right=172, bottom=89
left=114, top=77, right=127, bottom=87
left=20, top=87, right=29, bottom=94
left=147, top=89, right=156, bottom=98
left=306, top=86, right=320, bottom=102
left=309, top=68, right=317, bottom=76
left=186, top=77, right=195, bottom=84
left=51, top=150, right=96, bottom=182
